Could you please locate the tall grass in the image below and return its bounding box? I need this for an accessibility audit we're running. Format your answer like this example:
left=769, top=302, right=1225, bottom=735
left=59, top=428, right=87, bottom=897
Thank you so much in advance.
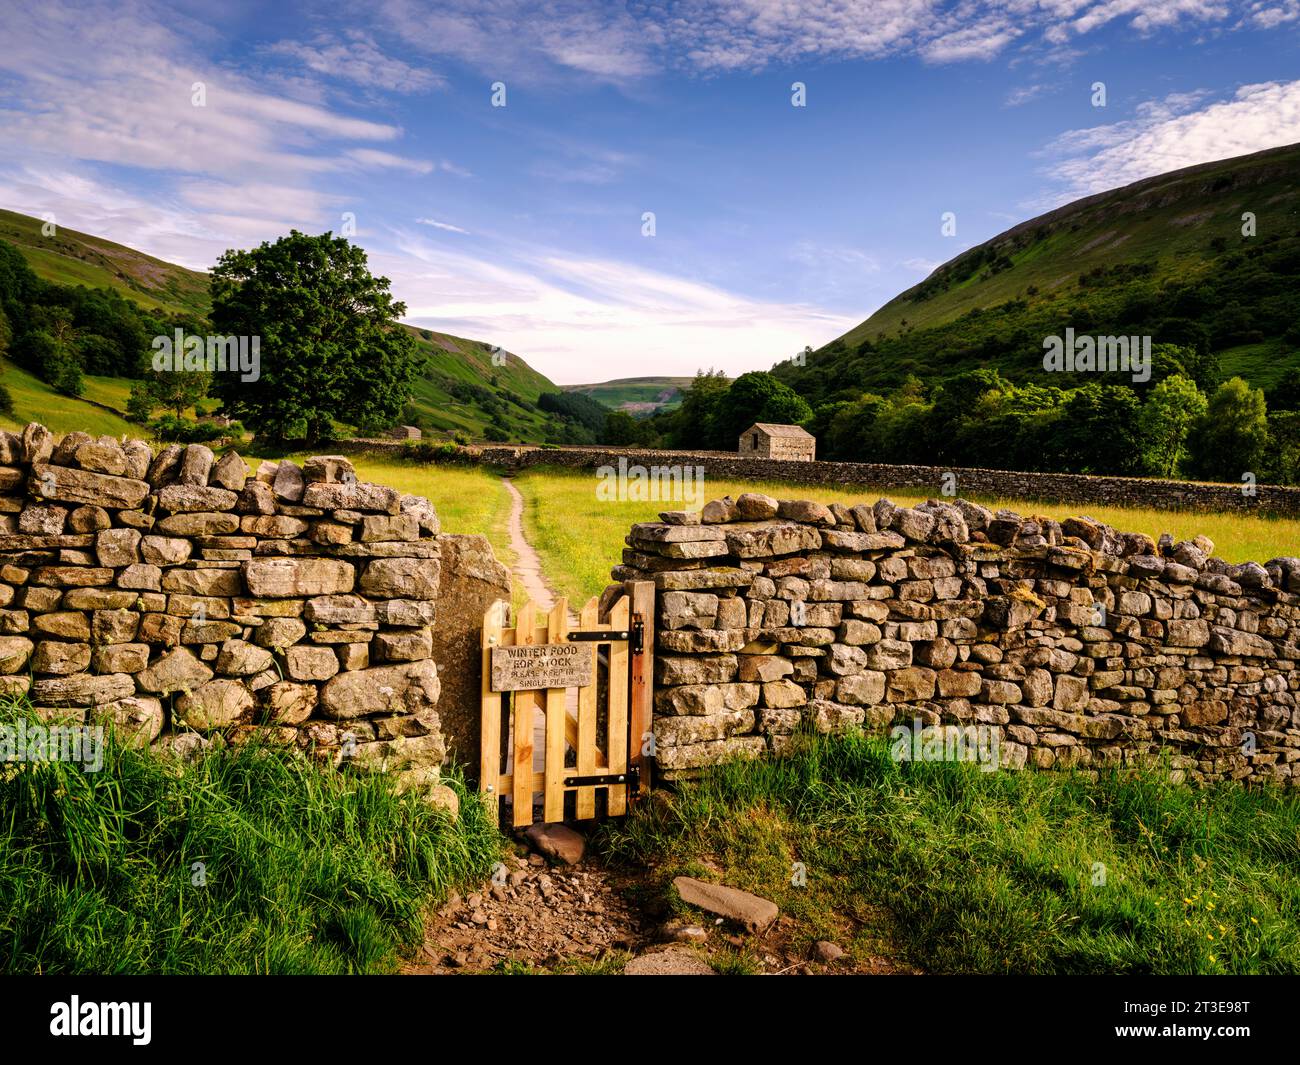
left=600, top=732, right=1300, bottom=974
left=0, top=698, right=502, bottom=974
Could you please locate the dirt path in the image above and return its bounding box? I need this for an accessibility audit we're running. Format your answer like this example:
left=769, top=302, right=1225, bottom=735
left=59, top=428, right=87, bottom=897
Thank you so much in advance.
left=501, top=475, right=557, bottom=611
left=404, top=850, right=650, bottom=974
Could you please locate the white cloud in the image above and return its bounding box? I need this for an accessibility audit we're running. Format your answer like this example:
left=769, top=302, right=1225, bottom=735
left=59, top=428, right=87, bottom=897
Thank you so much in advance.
left=344, top=149, right=435, bottom=174
left=1006, top=83, right=1049, bottom=106
left=265, top=31, right=444, bottom=93
left=1041, top=80, right=1300, bottom=201
left=417, top=217, right=470, bottom=234
left=0, top=1, right=446, bottom=185
left=378, top=232, right=854, bottom=382
left=1244, top=1, right=1300, bottom=27
left=376, top=0, right=1251, bottom=76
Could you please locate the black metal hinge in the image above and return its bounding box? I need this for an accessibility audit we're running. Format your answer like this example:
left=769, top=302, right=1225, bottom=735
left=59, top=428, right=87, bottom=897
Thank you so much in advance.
left=568, top=618, right=645, bottom=654
left=564, top=765, right=640, bottom=795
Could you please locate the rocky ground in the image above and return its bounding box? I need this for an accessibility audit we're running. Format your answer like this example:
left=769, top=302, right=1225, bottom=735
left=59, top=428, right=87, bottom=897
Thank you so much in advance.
left=403, top=823, right=912, bottom=975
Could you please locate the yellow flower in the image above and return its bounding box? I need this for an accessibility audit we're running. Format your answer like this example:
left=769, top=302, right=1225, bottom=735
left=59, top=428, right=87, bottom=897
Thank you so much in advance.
left=1207, top=902, right=1215, bottom=910
left=1207, top=933, right=1214, bottom=941
left=1250, top=917, right=1259, bottom=925
left=1209, top=954, right=1217, bottom=962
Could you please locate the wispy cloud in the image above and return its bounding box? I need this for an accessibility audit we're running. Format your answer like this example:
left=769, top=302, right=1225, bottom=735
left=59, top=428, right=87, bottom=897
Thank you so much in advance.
left=417, top=217, right=470, bottom=234
left=380, top=231, right=854, bottom=381
left=1038, top=80, right=1300, bottom=203
left=264, top=31, right=444, bottom=93
left=376, top=0, right=1249, bottom=77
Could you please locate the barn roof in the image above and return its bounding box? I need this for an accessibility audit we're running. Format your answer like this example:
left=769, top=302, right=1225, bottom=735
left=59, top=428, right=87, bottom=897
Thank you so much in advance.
left=745, top=423, right=814, bottom=439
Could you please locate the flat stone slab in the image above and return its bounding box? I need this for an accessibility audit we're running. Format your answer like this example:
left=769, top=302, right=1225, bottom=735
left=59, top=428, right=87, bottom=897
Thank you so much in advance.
left=673, top=876, right=779, bottom=932
left=623, top=949, right=716, bottom=976
left=523, top=823, right=586, bottom=865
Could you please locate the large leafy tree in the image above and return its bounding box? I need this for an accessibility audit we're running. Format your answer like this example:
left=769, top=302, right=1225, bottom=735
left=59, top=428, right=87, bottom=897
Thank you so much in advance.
left=209, top=231, right=426, bottom=443
left=1186, top=376, right=1269, bottom=483
left=667, top=368, right=731, bottom=448
left=715, top=371, right=813, bottom=446
left=1139, top=374, right=1206, bottom=478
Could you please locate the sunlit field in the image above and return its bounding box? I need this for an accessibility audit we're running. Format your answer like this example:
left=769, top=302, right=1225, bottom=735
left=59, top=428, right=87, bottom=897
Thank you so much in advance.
left=339, top=458, right=517, bottom=575
left=509, top=466, right=1300, bottom=605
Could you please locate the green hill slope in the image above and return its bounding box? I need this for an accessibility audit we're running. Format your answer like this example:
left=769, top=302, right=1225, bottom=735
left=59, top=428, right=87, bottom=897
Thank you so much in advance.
left=778, top=142, right=1300, bottom=404
left=405, top=327, right=561, bottom=437
left=0, top=209, right=210, bottom=319
left=563, top=376, right=692, bottom=414
left=0, top=210, right=565, bottom=441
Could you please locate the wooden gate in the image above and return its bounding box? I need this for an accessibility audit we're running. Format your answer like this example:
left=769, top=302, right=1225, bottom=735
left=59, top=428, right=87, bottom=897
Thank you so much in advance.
left=479, top=581, right=654, bottom=828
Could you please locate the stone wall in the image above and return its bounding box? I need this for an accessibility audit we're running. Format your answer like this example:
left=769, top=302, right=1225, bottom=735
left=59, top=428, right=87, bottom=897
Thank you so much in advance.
left=0, top=423, right=448, bottom=785
left=613, top=491, right=1300, bottom=786
left=331, top=441, right=1300, bottom=516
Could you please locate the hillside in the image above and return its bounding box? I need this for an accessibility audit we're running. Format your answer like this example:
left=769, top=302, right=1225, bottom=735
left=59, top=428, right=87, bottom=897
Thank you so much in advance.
left=776, top=142, right=1300, bottom=404
left=0, top=210, right=565, bottom=441
left=405, top=327, right=562, bottom=438
left=563, top=376, right=692, bottom=414
left=0, top=209, right=210, bottom=319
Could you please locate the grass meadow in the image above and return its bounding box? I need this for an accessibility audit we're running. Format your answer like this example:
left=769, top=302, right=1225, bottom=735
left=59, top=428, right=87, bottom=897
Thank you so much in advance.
left=502, top=466, right=1300, bottom=605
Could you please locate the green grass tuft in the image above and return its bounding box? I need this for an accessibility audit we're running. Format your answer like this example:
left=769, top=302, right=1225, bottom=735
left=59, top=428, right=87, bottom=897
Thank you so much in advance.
left=599, top=731, right=1300, bottom=974
left=0, top=697, right=502, bottom=974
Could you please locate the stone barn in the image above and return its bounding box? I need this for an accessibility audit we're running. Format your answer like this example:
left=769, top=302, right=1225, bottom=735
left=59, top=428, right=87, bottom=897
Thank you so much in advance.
left=738, top=423, right=815, bottom=461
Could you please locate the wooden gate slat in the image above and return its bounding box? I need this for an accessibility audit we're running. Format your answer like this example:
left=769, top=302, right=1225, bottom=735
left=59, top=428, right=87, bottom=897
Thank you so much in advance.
left=511, top=601, right=538, bottom=827
left=479, top=599, right=507, bottom=825
left=543, top=599, right=569, bottom=823
left=628, top=581, right=654, bottom=802
left=574, top=596, right=600, bottom=820
left=606, top=595, right=631, bottom=817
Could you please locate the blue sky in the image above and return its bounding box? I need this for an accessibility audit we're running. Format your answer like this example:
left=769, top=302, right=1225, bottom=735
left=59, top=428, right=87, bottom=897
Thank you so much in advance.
left=2, top=1, right=1299, bottom=384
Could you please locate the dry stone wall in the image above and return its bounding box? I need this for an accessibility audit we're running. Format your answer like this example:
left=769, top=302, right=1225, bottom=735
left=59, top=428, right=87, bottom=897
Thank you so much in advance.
left=614, top=492, right=1300, bottom=786
left=0, top=422, right=447, bottom=785
left=332, top=440, right=1300, bottom=515
left=469, top=446, right=1300, bottom=515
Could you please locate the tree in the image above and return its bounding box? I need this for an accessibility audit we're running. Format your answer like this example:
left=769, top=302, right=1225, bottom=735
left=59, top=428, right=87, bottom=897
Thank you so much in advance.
left=209, top=231, right=426, bottom=444
left=1044, top=384, right=1145, bottom=475
left=14, top=326, right=82, bottom=397
left=715, top=371, right=813, bottom=446
left=668, top=369, right=730, bottom=449
left=1269, top=366, right=1300, bottom=411
left=127, top=365, right=211, bottom=421
left=1139, top=374, right=1206, bottom=477
left=1186, top=377, right=1269, bottom=482
left=604, top=410, right=657, bottom=447
left=1264, top=411, right=1300, bottom=485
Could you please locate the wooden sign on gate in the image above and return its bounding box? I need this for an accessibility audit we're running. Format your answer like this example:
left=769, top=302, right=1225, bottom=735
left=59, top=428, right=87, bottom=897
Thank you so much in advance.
left=490, top=642, right=593, bottom=692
